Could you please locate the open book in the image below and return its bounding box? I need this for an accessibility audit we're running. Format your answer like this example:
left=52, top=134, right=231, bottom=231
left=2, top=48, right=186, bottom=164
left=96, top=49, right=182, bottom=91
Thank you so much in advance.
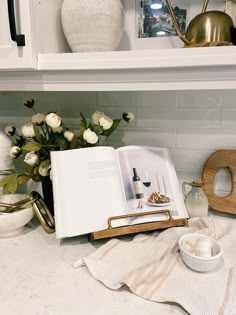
left=51, top=146, right=188, bottom=238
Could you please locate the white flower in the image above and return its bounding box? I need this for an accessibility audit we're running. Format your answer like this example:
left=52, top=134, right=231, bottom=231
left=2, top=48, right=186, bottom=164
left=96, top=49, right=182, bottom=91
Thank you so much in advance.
left=22, top=123, right=35, bottom=138
left=5, top=126, right=16, bottom=136
left=32, top=113, right=45, bottom=125
left=91, top=111, right=104, bottom=125
left=10, top=146, right=21, bottom=158
left=122, top=112, right=135, bottom=122
left=24, top=151, right=39, bottom=166
left=52, top=126, right=64, bottom=134
left=64, top=130, right=75, bottom=142
left=38, top=163, right=51, bottom=177
left=45, top=113, right=61, bottom=129
left=99, top=115, right=113, bottom=130
left=83, top=128, right=98, bottom=144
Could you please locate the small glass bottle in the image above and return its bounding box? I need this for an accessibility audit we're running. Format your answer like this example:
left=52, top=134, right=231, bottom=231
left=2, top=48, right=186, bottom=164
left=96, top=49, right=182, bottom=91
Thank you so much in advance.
left=182, top=180, right=208, bottom=218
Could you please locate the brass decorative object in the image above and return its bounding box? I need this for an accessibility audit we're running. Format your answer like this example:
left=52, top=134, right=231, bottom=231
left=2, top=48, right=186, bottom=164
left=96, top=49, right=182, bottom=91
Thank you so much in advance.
left=165, top=0, right=235, bottom=47
left=0, top=194, right=37, bottom=214
left=31, top=191, right=55, bottom=234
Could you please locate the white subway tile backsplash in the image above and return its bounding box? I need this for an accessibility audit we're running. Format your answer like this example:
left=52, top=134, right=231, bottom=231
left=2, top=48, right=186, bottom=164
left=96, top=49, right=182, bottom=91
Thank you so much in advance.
left=176, top=129, right=236, bottom=150
left=136, top=107, right=220, bottom=129
left=97, top=91, right=133, bottom=106
left=0, top=116, right=31, bottom=129
left=176, top=169, right=202, bottom=189
left=221, top=108, right=236, bottom=128
left=133, top=91, right=177, bottom=107
left=170, top=149, right=214, bottom=170
left=178, top=90, right=224, bottom=108
left=107, top=128, right=175, bottom=148
left=24, top=91, right=97, bottom=110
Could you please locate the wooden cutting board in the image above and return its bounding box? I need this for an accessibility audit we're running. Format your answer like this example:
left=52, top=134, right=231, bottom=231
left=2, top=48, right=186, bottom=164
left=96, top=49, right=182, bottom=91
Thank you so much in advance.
left=202, top=150, right=236, bottom=215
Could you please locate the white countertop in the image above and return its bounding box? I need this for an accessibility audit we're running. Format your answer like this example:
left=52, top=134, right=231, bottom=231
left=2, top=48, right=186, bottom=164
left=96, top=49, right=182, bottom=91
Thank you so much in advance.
left=1, top=218, right=187, bottom=315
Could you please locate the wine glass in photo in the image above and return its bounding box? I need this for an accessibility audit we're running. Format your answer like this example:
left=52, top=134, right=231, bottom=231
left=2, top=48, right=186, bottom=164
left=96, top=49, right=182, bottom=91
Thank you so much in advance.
left=141, top=170, right=152, bottom=196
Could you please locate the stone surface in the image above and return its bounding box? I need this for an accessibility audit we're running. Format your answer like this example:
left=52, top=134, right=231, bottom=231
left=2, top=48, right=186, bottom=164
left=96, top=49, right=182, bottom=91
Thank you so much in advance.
left=0, top=218, right=187, bottom=315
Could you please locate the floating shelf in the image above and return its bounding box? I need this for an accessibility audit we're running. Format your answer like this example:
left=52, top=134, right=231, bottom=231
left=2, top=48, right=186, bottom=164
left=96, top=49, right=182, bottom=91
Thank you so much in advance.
left=1, top=46, right=236, bottom=91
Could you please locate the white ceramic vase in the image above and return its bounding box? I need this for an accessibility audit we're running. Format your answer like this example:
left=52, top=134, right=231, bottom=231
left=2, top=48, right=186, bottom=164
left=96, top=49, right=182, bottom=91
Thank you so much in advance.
left=61, top=0, right=124, bottom=52
left=0, top=131, right=13, bottom=170
left=0, top=131, right=14, bottom=194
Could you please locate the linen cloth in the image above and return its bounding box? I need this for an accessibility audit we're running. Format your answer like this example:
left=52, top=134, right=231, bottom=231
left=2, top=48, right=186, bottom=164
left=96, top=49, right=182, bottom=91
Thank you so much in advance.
left=74, top=216, right=236, bottom=315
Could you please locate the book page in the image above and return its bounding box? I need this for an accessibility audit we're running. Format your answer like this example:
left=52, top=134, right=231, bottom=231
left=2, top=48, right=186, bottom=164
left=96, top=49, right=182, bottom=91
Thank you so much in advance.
left=116, top=146, right=188, bottom=225
left=51, top=147, right=128, bottom=238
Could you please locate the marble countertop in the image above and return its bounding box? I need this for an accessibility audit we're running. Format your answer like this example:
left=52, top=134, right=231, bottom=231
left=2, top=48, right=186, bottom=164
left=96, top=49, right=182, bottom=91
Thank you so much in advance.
left=1, top=218, right=187, bottom=315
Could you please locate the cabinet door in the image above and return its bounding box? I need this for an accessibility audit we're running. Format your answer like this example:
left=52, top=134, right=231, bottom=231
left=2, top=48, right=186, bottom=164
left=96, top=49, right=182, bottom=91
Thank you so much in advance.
left=0, top=0, right=35, bottom=70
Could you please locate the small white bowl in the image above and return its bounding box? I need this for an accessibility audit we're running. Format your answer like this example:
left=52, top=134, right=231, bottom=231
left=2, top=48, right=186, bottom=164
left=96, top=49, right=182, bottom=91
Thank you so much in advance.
left=0, top=194, right=34, bottom=238
left=178, top=233, right=223, bottom=272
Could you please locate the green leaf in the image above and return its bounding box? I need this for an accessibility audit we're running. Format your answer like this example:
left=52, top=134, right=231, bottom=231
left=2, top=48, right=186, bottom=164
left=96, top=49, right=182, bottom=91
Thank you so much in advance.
left=80, top=112, right=87, bottom=134
left=33, top=125, right=45, bottom=143
left=0, top=174, right=19, bottom=187
left=6, top=176, right=18, bottom=194
left=58, top=136, right=69, bottom=150
left=69, top=135, right=80, bottom=149
left=40, top=159, right=50, bottom=168
left=17, top=175, right=30, bottom=185
left=2, top=184, right=9, bottom=194
left=22, top=142, right=42, bottom=152
left=93, top=124, right=102, bottom=134
left=21, top=164, right=34, bottom=174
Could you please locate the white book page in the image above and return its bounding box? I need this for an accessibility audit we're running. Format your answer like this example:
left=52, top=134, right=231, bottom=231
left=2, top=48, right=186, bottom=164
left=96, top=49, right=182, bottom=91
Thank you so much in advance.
left=51, top=146, right=128, bottom=238
left=116, top=146, right=188, bottom=224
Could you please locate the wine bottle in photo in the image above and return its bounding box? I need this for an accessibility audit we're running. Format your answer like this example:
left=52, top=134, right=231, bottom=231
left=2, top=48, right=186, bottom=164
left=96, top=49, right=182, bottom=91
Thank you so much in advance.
left=132, top=168, right=144, bottom=199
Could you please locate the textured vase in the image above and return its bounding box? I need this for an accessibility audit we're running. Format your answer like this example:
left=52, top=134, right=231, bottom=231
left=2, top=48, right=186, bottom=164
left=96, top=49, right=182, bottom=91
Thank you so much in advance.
left=0, top=131, right=14, bottom=194
left=0, top=131, right=13, bottom=170
left=61, top=0, right=124, bottom=52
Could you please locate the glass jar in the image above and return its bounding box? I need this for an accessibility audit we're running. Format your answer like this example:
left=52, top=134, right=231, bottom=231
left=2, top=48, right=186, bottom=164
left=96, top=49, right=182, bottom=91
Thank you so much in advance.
left=182, top=180, right=209, bottom=218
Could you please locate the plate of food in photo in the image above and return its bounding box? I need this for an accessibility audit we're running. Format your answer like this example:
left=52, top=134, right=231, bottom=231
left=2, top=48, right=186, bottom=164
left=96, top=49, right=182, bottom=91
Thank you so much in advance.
left=146, top=192, right=172, bottom=207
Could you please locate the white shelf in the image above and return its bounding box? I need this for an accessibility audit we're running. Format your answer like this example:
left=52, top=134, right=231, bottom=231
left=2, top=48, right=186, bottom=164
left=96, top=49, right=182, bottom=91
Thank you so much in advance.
left=1, top=46, right=236, bottom=91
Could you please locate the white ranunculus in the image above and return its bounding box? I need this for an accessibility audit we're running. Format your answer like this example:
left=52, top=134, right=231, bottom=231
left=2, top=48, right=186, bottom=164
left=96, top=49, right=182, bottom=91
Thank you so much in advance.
left=22, top=123, right=35, bottom=138
left=99, top=115, right=113, bottom=130
left=5, top=126, right=16, bottom=137
left=10, top=146, right=21, bottom=158
left=45, top=113, right=61, bottom=129
left=52, top=126, right=64, bottom=134
left=64, top=130, right=75, bottom=142
left=32, top=113, right=46, bottom=125
left=122, top=112, right=135, bottom=122
left=38, top=164, right=51, bottom=177
left=83, top=128, right=98, bottom=144
left=91, top=111, right=104, bottom=125
left=24, top=151, right=39, bottom=166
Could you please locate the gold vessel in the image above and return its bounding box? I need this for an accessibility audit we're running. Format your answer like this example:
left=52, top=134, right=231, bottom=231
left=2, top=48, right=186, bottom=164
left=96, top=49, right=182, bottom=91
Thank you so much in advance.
left=165, top=0, right=234, bottom=47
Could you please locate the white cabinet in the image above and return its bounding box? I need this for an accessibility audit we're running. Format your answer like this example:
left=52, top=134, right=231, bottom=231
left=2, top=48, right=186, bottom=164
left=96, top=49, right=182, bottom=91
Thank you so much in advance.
left=0, top=0, right=235, bottom=90
left=1, top=46, right=236, bottom=91
left=0, top=0, right=35, bottom=69
left=0, top=0, right=69, bottom=70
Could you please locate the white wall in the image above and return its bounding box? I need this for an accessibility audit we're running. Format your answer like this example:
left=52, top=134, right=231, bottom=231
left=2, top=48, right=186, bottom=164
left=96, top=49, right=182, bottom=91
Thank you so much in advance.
left=0, top=89, right=235, bottom=193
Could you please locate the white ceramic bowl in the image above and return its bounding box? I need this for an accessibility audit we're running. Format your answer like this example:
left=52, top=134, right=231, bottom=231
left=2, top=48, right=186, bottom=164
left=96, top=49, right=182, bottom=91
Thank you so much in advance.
left=178, top=233, right=223, bottom=272
left=0, top=194, right=34, bottom=237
